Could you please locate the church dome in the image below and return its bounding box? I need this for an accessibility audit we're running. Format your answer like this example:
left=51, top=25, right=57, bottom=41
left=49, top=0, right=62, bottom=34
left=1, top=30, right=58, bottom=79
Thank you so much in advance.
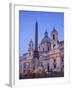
left=41, top=30, right=50, bottom=44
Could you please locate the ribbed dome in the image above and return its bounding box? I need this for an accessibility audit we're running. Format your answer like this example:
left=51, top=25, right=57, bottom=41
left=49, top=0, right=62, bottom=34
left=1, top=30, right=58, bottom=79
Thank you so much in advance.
left=41, top=31, right=50, bottom=44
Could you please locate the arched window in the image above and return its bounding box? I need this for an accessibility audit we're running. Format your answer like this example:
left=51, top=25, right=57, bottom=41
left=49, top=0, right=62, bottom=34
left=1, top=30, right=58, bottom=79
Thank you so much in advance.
left=53, top=44, right=56, bottom=48
left=53, top=34, right=55, bottom=40
left=53, top=59, right=56, bottom=69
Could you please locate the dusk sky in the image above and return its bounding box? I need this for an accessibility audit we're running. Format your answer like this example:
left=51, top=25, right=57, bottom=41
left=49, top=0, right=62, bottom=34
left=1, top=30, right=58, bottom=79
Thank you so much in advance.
left=19, top=10, right=64, bottom=56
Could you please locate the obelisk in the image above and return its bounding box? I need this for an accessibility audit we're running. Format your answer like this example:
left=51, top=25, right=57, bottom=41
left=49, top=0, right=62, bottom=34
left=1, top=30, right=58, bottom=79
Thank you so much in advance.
left=33, top=21, right=39, bottom=69
left=35, top=21, right=38, bottom=51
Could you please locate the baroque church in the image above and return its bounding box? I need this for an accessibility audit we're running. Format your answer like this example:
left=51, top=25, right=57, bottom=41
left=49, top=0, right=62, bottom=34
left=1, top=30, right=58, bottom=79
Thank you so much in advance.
left=19, top=21, right=64, bottom=78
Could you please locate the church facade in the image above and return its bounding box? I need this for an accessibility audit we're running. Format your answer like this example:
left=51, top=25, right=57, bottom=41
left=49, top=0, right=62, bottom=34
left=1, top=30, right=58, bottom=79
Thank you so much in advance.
left=19, top=21, right=64, bottom=78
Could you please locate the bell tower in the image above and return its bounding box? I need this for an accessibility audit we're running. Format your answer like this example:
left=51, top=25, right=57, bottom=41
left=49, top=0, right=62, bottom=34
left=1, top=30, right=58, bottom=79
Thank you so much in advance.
left=28, top=39, right=34, bottom=56
left=51, top=27, right=58, bottom=49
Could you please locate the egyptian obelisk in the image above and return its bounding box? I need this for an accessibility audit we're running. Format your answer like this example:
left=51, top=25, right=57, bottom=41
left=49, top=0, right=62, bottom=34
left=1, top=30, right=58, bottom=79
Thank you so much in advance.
left=33, top=21, right=39, bottom=69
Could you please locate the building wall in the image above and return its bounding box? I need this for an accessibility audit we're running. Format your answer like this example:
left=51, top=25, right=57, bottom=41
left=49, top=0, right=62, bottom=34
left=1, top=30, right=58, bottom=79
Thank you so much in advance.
left=19, top=30, right=64, bottom=74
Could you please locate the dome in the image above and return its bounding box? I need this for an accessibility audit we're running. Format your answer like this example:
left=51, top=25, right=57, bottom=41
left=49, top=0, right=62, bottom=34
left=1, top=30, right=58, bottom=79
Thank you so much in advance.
left=41, top=36, right=50, bottom=44
left=51, top=27, right=58, bottom=34
left=41, top=31, right=50, bottom=44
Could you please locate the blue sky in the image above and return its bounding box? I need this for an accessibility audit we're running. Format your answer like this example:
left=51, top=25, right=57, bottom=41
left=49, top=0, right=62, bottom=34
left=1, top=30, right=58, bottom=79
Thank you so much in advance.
left=19, top=10, right=64, bottom=56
